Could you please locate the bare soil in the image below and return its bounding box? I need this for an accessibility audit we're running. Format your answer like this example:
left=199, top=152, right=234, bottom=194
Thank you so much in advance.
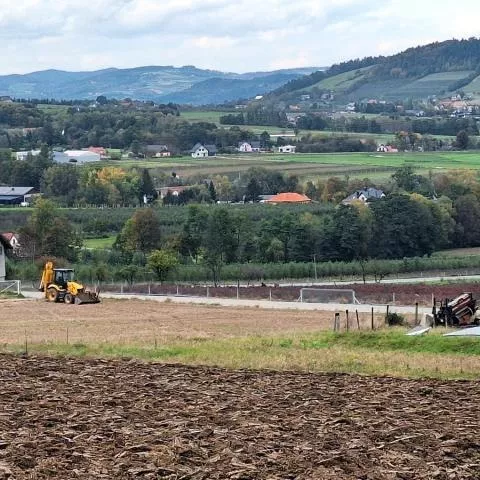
left=0, top=299, right=382, bottom=345
left=0, top=355, right=479, bottom=479
left=108, top=282, right=480, bottom=307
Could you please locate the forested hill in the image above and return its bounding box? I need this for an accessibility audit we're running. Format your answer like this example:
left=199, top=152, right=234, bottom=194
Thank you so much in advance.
left=268, top=38, right=480, bottom=102
left=0, top=66, right=321, bottom=105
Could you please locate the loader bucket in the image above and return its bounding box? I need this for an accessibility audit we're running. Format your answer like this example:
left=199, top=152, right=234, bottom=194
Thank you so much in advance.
left=75, top=291, right=100, bottom=305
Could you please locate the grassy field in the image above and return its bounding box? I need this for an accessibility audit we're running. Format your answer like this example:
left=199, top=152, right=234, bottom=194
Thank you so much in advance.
left=180, top=110, right=235, bottom=123
left=434, top=247, right=480, bottom=257
left=83, top=236, right=116, bottom=249
left=92, top=150, right=480, bottom=182
left=2, top=298, right=480, bottom=379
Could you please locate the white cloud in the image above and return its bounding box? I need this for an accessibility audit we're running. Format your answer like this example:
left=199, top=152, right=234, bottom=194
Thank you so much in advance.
left=0, top=0, right=478, bottom=74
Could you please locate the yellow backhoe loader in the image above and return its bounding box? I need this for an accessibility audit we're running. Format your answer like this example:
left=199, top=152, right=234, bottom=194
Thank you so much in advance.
left=39, top=261, right=100, bottom=304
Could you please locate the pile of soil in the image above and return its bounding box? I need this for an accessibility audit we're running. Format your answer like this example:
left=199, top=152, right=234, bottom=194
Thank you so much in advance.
left=0, top=355, right=479, bottom=479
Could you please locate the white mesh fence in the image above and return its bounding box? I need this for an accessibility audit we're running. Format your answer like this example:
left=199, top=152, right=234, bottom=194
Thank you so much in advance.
left=300, top=288, right=359, bottom=304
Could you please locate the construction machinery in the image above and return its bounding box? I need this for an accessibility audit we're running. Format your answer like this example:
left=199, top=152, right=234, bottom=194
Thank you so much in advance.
left=431, top=293, right=480, bottom=327
left=39, top=261, right=100, bottom=304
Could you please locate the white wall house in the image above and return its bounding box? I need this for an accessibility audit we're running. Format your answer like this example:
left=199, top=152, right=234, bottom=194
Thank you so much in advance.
left=0, top=236, right=11, bottom=281
left=190, top=143, right=209, bottom=158
left=278, top=145, right=296, bottom=154
left=238, top=142, right=253, bottom=153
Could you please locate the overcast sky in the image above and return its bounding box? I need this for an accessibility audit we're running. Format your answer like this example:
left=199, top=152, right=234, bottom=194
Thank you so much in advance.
left=0, top=0, right=479, bottom=74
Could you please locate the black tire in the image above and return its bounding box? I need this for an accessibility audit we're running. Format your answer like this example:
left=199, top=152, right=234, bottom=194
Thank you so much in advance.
left=64, top=293, right=74, bottom=304
left=47, top=287, right=59, bottom=302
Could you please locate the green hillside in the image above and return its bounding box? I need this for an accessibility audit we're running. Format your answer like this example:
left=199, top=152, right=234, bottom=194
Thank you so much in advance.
left=270, top=38, right=480, bottom=102
left=464, top=74, right=480, bottom=94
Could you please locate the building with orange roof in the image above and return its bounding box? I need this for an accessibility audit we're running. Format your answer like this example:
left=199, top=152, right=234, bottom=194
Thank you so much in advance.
left=265, top=192, right=311, bottom=204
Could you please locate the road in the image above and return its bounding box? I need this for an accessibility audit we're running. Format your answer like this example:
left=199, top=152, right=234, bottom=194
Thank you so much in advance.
left=22, top=290, right=431, bottom=315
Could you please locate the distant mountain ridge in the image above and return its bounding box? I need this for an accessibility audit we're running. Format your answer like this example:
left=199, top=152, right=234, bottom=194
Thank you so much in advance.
left=267, top=38, right=480, bottom=102
left=0, top=65, right=323, bottom=105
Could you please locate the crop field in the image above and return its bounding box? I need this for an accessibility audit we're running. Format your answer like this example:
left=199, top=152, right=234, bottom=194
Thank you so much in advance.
left=0, top=354, right=479, bottom=479
left=1, top=298, right=480, bottom=477
left=98, top=151, right=480, bottom=181
left=1, top=297, right=480, bottom=379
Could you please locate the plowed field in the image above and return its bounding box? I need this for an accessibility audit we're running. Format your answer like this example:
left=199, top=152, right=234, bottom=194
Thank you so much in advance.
left=0, top=355, right=479, bottom=479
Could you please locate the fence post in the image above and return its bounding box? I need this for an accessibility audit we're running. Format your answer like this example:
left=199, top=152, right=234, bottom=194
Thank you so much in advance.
left=346, top=310, right=349, bottom=332
left=334, top=313, right=340, bottom=332
left=148, top=283, right=151, bottom=295
left=415, top=302, right=419, bottom=325
left=356, top=310, right=360, bottom=330
left=207, top=286, right=210, bottom=298
left=269, top=289, right=272, bottom=301
left=393, top=292, right=395, bottom=304
left=177, top=285, right=179, bottom=296
left=385, top=305, right=390, bottom=325
left=371, top=307, right=374, bottom=330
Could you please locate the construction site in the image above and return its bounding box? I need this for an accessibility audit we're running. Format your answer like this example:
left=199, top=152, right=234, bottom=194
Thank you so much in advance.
left=0, top=293, right=480, bottom=478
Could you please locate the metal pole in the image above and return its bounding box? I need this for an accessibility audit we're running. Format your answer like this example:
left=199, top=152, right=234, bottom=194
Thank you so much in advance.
left=313, top=254, right=318, bottom=282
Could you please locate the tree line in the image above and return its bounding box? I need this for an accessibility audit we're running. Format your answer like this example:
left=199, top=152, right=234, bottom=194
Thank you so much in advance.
left=12, top=165, right=480, bottom=284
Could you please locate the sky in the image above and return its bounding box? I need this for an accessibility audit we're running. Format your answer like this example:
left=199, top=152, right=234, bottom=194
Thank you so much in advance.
left=0, top=0, right=479, bottom=74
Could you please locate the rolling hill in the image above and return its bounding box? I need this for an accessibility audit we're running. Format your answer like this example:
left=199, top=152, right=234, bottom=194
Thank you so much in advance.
left=268, top=38, right=480, bottom=103
left=0, top=66, right=322, bottom=105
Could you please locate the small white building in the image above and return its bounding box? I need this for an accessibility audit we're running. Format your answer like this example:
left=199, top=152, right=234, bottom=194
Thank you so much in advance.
left=238, top=141, right=261, bottom=153
left=54, top=150, right=101, bottom=164
left=278, top=145, right=296, bottom=154
left=16, top=150, right=41, bottom=161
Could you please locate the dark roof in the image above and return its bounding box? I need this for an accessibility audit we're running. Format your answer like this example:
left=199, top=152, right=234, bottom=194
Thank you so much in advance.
left=0, top=186, right=35, bottom=196
left=205, top=144, right=217, bottom=154
left=343, top=188, right=385, bottom=203
left=146, top=144, right=169, bottom=152
left=190, top=143, right=205, bottom=153
left=250, top=141, right=261, bottom=148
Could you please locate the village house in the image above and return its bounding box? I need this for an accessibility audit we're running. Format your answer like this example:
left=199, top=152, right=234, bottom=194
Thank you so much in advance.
left=341, top=188, right=385, bottom=206
left=145, top=145, right=171, bottom=158
left=0, top=235, right=11, bottom=281
left=0, top=186, right=35, bottom=206
left=0, top=232, right=21, bottom=253
left=266, top=192, right=311, bottom=204
left=86, top=146, right=108, bottom=158
left=377, top=144, right=399, bottom=153
left=158, top=186, right=191, bottom=200
left=53, top=150, right=101, bottom=164
left=190, top=143, right=216, bottom=158
left=278, top=145, right=296, bottom=154
left=238, top=141, right=260, bottom=153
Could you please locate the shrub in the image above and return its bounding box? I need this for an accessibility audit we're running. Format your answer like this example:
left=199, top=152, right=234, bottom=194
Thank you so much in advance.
left=386, top=312, right=405, bottom=326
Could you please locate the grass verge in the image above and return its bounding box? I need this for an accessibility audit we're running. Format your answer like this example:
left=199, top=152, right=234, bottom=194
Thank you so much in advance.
left=4, top=329, right=480, bottom=380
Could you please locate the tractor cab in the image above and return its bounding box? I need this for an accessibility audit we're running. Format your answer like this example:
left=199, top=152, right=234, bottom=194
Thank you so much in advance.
left=53, top=268, right=75, bottom=288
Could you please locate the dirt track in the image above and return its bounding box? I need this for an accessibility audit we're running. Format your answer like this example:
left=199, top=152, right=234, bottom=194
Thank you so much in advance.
left=0, top=355, right=479, bottom=479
